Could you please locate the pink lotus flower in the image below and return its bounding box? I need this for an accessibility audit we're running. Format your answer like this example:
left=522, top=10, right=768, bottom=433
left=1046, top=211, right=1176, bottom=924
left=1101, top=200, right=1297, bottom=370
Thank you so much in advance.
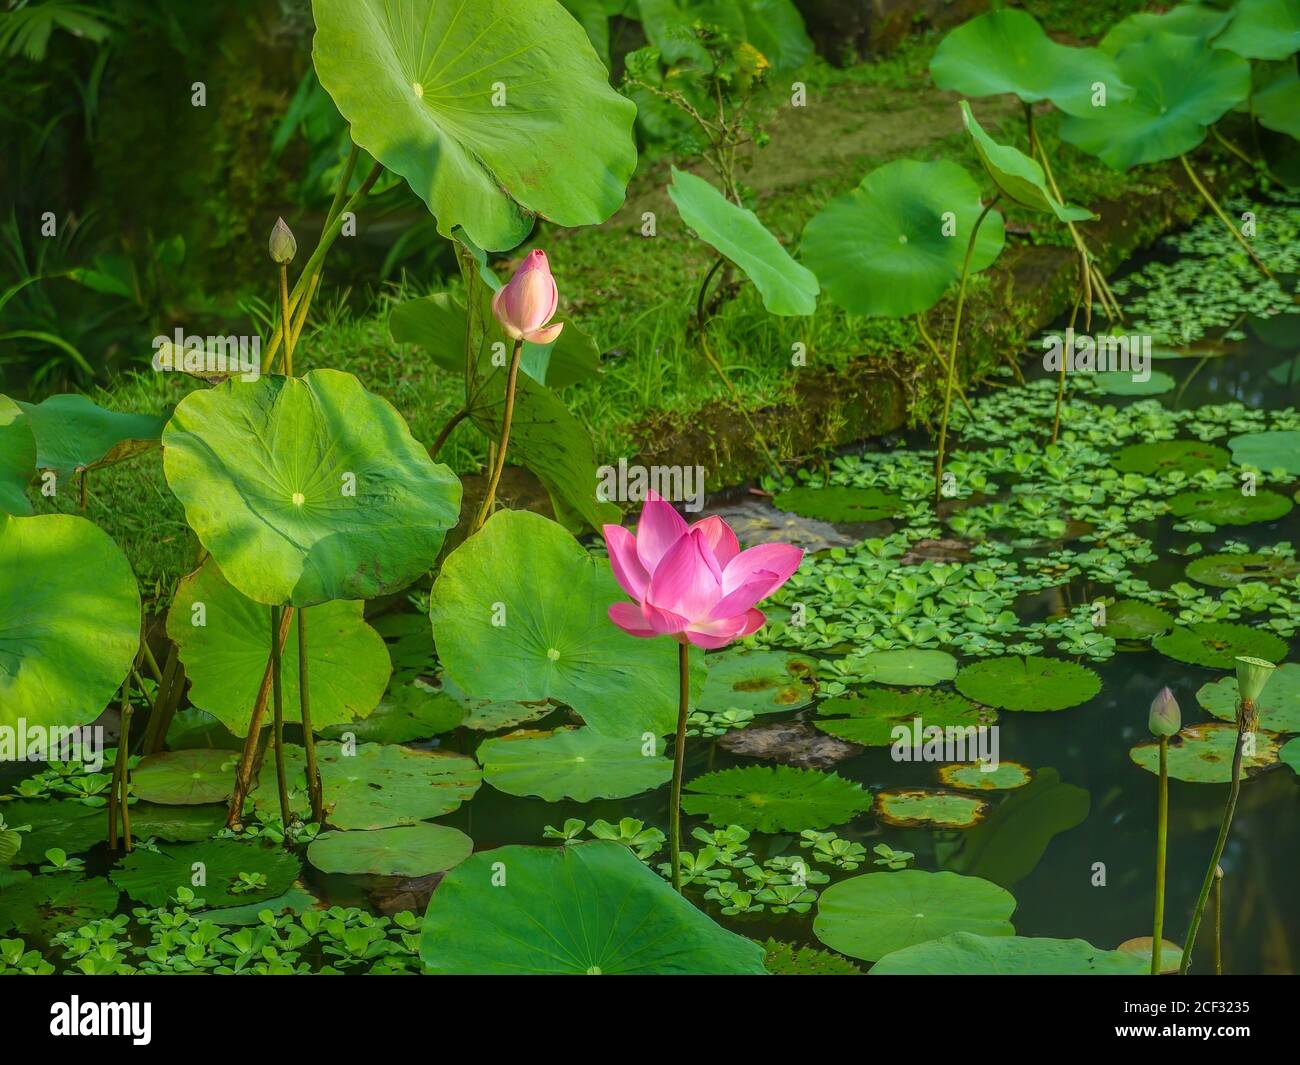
left=604, top=491, right=803, bottom=649
left=492, top=249, right=564, bottom=344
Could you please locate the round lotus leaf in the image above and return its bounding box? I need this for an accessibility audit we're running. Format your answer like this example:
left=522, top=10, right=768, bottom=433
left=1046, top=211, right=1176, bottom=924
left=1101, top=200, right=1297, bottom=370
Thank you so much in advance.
left=937, top=761, right=1032, bottom=791
left=1093, top=369, right=1175, bottom=395
left=420, top=842, right=767, bottom=974
left=955, top=655, right=1100, bottom=712
left=167, top=557, right=391, bottom=737
left=307, top=824, right=473, bottom=877
left=1213, top=0, right=1300, bottom=60
left=930, top=8, right=1130, bottom=116
left=0, top=874, right=121, bottom=939
left=1282, top=736, right=1300, bottom=775
left=773, top=485, right=902, bottom=523
left=1152, top=622, right=1287, bottom=669
left=700, top=648, right=817, bottom=715
left=372, top=612, right=436, bottom=674
left=1117, top=936, right=1184, bottom=974
left=815, top=688, right=991, bottom=746
left=959, top=102, right=1093, bottom=222
left=814, top=869, right=1016, bottom=962
left=0, top=395, right=34, bottom=515
left=460, top=697, right=553, bottom=731
left=874, top=787, right=989, bottom=828
left=250, top=741, right=481, bottom=829
left=1130, top=722, right=1279, bottom=783
left=311, top=0, right=636, bottom=251
left=1060, top=32, right=1250, bottom=169
left=1, top=799, right=104, bottom=859
left=1253, top=64, right=1300, bottom=138
left=1197, top=663, right=1300, bottom=733
left=1185, top=552, right=1300, bottom=587
left=847, top=649, right=958, bottom=687
left=202, top=884, right=322, bottom=926
left=1100, top=599, right=1174, bottom=640
left=1227, top=430, right=1300, bottom=476
left=429, top=510, right=692, bottom=738
left=0, top=513, right=140, bottom=731
left=16, top=393, right=167, bottom=477
left=668, top=167, right=818, bottom=316
left=761, top=938, right=863, bottom=975
left=320, top=673, right=464, bottom=744
left=110, top=839, right=301, bottom=908
left=129, top=804, right=226, bottom=843
left=801, top=158, right=1004, bottom=318
left=871, top=932, right=1147, bottom=975
left=130, top=749, right=238, bottom=805
left=1111, top=439, right=1229, bottom=475
left=478, top=726, right=671, bottom=802
left=162, top=369, right=461, bottom=607
left=681, top=765, right=873, bottom=833
left=1167, top=487, right=1292, bottom=526
left=1101, top=6, right=1232, bottom=53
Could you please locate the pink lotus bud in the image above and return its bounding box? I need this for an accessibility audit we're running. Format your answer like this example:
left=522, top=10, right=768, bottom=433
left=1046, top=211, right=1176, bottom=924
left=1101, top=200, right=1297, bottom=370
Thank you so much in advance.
left=491, top=249, right=564, bottom=345
left=1148, top=687, right=1181, bottom=738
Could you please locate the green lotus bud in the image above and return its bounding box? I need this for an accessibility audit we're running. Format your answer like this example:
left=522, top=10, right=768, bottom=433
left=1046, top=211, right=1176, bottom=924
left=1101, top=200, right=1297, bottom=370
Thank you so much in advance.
left=269, top=217, right=297, bottom=264
left=1234, top=656, right=1275, bottom=708
left=1148, top=686, right=1181, bottom=738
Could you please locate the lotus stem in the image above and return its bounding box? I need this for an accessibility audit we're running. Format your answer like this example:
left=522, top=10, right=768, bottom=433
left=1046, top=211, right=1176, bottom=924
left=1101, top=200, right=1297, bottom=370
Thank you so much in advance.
left=298, top=607, right=324, bottom=823
left=1152, top=734, right=1169, bottom=975
left=119, top=694, right=133, bottom=853
left=140, top=644, right=180, bottom=755
left=1178, top=154, right=1274, bottom=281
left=935, top=197, right=998, bottom=504
left=227, top=606, right=295, bottom=828
left=471, top=337, right=524, bottom=534
left=1213, top=865, right=1224, bottom=975
left=430, top=408, right=469, bottom=459
left=270, top=606, right=293, bottom=825
left=1052, top=275, right=1085, bottom=444
left=669, top=640, right=691, bottom=893
left=78, top=470, right=87, bottom=511
left=915, top=313, right=974, bottom=418
left=278, top=263, right=294, bottom=377
left=695, top=256, right=726, bottom=330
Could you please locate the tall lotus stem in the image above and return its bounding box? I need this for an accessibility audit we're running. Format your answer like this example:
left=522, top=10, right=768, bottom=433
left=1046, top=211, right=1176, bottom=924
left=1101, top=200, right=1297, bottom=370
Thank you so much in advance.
left=1178, top=155, right=1274, bottom=281
left=298, top=607, right=324, bottom=822
left=1152, top=734, right=1169, bottom=974
left=670, top=640, right=691, bottom=893
left=472, top=337, right=523, bottom=533
left=270, top=605, right=293, bottom=826
left=227, top=606, right=295, bottom=828
left=1213, top=865, right=1224, bottom=975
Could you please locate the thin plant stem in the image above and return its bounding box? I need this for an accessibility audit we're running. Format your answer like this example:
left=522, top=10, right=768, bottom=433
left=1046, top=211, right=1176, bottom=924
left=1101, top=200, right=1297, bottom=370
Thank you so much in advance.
left=278, top=263, right=294, bottom=377
left=78, top=470, right=87, bottom=511
left=915, top=313, right=973, bottom=417
left=119, top=693, right=133, bottom=853
left=670, top=640, right=691, bottom=893
left=140, top=643, right=178, bottom=754
left=299, top=607, right=324, bottom=823
left=140, top=640, right=163, bottom=685
left=1213, top=866, right=1224, bottom=975
left=1152, top=735, right=1169, bottom=975
left=472, top=338, right=524, bottom=533
left=227, top=607, right=295, bottom=828
left=1179, top=154, right=1274, bottom=280
left=270, top=605, right=292, bottom=826
left=429, top=408, right=469, bottom=459
left=1052, top=278, right=1084, bottom=444
left=695, top=256, right=726, bottom=329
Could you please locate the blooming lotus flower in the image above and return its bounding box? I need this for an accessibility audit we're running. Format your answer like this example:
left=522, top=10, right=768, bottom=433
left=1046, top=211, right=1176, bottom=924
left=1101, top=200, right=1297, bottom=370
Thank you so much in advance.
left=1148, top=687, right=1181, bottom=738
left=492, top=249, right=564, bottom=344
left=603, top=491, right=803, bottom=649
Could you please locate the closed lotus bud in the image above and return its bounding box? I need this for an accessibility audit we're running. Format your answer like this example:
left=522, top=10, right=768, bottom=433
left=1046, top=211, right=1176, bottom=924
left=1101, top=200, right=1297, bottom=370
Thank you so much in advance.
left=269, top=217, right=297, bottom=264
left=491, top=249, right=564, bottom=345
left=1148, top=687, right=1181, bottom=738
left=1234, top=656, right=1274, bottom=730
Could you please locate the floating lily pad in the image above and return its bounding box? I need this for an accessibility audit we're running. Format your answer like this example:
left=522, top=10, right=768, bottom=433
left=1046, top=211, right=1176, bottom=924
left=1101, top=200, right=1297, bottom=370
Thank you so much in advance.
left=760, top=937, right=863, bottom=975
left=1197, top=663, right=1300, bottom=733
left=111, top=839, right=301, bottom=908
left=1100, top=600, right=1174, bottom=640
left=955, top=655, right=1101, bottom=712
left=1168, top=487, right=1293, bottom=526
left=16, top=393, right=167, bottom=477
left=772, top=485, right=902, bottom=523
left=1130, top=722, right=1279, bottom=783
left=420, top=842, right=767, bottom=974
left=130, top=749, right=238, bottom=805
left=699, top=648, right=817, bottom=715
left=0, top=874, right=120, bottom=938
left=201, top=883, right=322, bottom=926
left=1093, top=370, right=1175, bottom=395
left=129, top=803, right=226, bottom=843
left=307, top=824, right=473, bottom=877
left=1185, top=552, right=1300, bottom=587
left=1, top=800, right=105, bottom=859
left=163, top=369, right=461, bottom=607
left=937, top=761, right=1032, bottom=791
left=815, top=688, right=991, bottom=747
left=321, top=674, right=464, bottom=744
left=477, top=727, right=671, bottom=802
left=873, top=787, right=989, bottom=828
left=1227, top=430, right=1300, bottom=476
left=1152, top=622, right=1287, bottom=669
left=1117, top=936, right=1183, bottom=974
left=871, top=932, right=1147, bottom=975
left=814, top=870, right=1015, bottom=962
left=844, top=649, right=958, bottom=687
left=1111, top=440, right=1229, bottom=475
left=0, top=396, right=34, bottom=515
left=459, top=697, right=554, bottom=732
left=681, top=765, right=873, bottom=832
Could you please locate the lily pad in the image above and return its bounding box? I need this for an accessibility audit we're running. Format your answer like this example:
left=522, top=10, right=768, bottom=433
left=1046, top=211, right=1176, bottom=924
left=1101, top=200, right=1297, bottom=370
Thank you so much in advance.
left=871, top=932, right=1147, bottom=975
left=0, top=396, right=34, bottom=515
left=815, top=688, right=991, bottom=747
left=954, top=655, right=1101, bottom=712
left=0, top=513, right=140, bottom=730
left=129, top=804, right=226, bottom=843
left=321, top=674, right=464, bottom=745
left=1227, top=430, right=1300, bottom=476
left=681, top=765, right=873, bottom=832
left=1152, top=622, right=1287, bottom=669
left=1111, top=440, right=1229, bottom=475
left=477, top=727, right=671, bottom=802
left=844, top=649, right=958, bottom=687
left=110, top=839, right=301, bottom=908
left=1130, top=722, right=1280, bottom=782
left=1167, top=488, right=1293, bottom=526
left=1197, top=663, right=1300, bottom=733
left=130, top=749, right=238, bottom=805
left=459, top=697, right=554, bottom=732
left=311, top=0, right=637, bottom=250
left=814, top=869, right=1016, bottom=962
left=938, top=761, right=1033, bottom=791
left=1100, top=599, right=1174, bottom=640
left=1117, top=936, right=1184, bottom=974
left=0, top=874, right=120, bottom=939
left=1185, top=552, right=1300, bottom=587
left=162, top=369, right=461, bottom=607
left=873, top=787, right=989, bottom=828
left=1, top=800, right=104, bottom=859
left=202, top=884, right=322, bottom=926
left=307, top=824, right=473, bottom=877
left=699, top=648, right=817, bottom=715
left=420, top=841, right=767, bottom=974
left=16, top=393, right=167, bottom=477
left=1093, top=369, right=1175, bottom=395
left=773, top=485, right=902, bottom=523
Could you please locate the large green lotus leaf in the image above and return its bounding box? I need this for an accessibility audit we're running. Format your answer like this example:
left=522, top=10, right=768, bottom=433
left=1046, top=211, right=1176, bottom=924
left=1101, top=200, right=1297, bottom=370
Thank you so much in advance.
left=307, top=824, right=473, bottom=876
left=1130, top=722, right=1279, bottom=782
left=16, top=393, right=167, bottom=477
left=1111, top=439, right=1229, bottom=475
left=478, top=726, right=671, bottom=801
left=420, top=841, right=767, bottom=974
left=955, top=655, right=1100, bottom=712
left=1059, top=32, right=1250, bottom=169
left=1253, top=64, right=1300, bottom=138
left=667, top=168, right=818, bottom=316
left=162, top=369, right=461, bottom=607
left=250, top=741, right=481, bottom=829
left=320, top=673, right=465, bottom=744
left=801, top=159, right=1004, bottom=318
left=1168, top=487, right=1293, bottom=525
left=0, top=395, right=34, bottom=515
left=372, top=612, right=436, bottom=673
left=938, top=760, right=1032, bottom=791
left=1213, top=0, right=1300, bottom=60
left=639, top=0, right=813, bottom=71
left=871, top=932, right=1147, bottom=975
left=773, top=485, right=902, bottom=523
left=1094, top=369, right=1175, bottom=395
left=110, top=839, right=301, bottom=908
left=681, top=765, right=873, bottom=832
left=129, top=804, right=227, bottom=843
left=815, top=688, right=992, bottom=746
left=0, top=513, right=140, bottom=730
left=1185, top=552, right=1300, bottom=588
left=1153, top=622, right=1288, bottom=668
left=930, top=8, right=1130, bottom=116
left=2, top=800, right=105, bottom=859
left=429, top=510, right=696, bottom=737
left=1197, top=663, right=1300, bottom=733
left=167, top=557, right=391, bottom=736
left=873, top=787, right=989, bottom=828
left=1227, top=430, right=1300, bottom=476
left=814, top=870, right=1015, bottom=962
left=0, top=874, right=120, bottom=939
left=130, top=749, right=239, bottom=805
left=1101, top=5, right=1232, bottom=54
left=845, top=649, right=958, bottom=687
left=1100, top=599, right=1174, bottom=640
left=959, top=102, right=1094, bottom=222
left=699, top=648, right=817, bottom=715
left=202, top=884, right=323, bottom=926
